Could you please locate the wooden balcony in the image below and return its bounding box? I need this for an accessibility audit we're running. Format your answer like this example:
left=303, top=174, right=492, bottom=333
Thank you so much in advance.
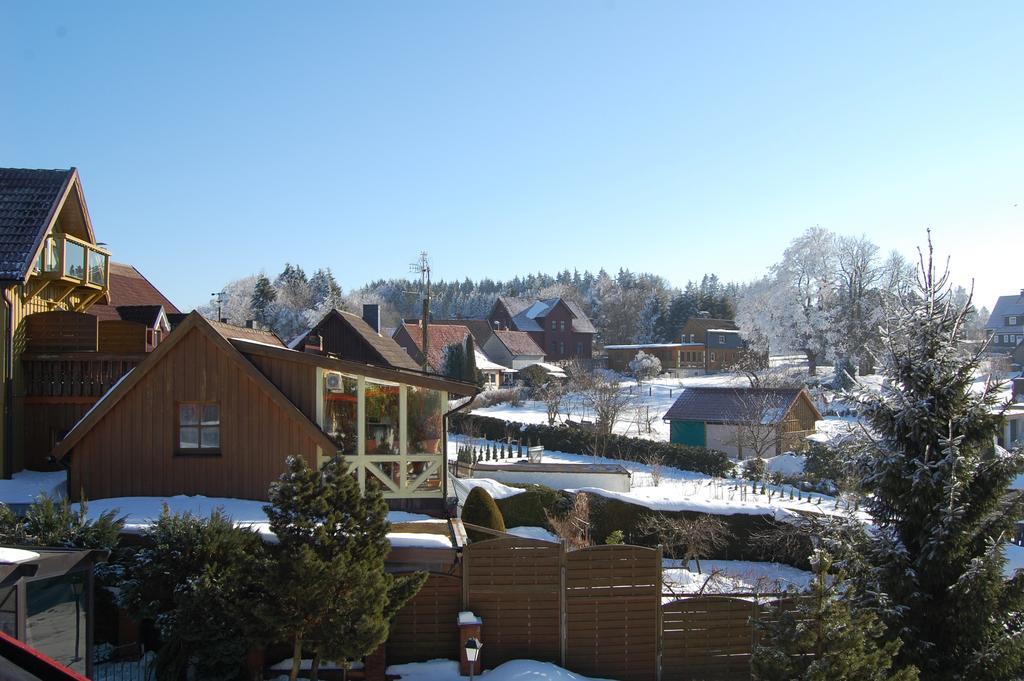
left=22, top=353, right=144, bottom=399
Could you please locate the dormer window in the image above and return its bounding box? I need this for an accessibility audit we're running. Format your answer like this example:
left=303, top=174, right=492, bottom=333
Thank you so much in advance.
left=1010, top=316, right=1019, bottom=326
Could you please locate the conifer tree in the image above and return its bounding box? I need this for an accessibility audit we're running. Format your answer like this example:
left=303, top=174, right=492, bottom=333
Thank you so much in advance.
left=264, top=455, right=425, bottom=681
left=753, top=550, right=918, bottom=681
left=251, top=274, right=277, bottom=326
left=851, top=240, right=1024, bottom=680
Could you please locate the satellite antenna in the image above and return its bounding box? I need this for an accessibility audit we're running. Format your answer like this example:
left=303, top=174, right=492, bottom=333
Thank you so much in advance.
left=409, top=252, right=431, bottom=371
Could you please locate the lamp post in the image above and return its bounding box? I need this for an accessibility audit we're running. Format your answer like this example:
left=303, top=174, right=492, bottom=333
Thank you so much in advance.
left=464, top=637, right=482, bottom=681
left=70, top=576, right=84, bottom=663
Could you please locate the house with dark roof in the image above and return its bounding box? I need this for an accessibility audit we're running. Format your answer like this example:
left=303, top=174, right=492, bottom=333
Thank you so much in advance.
left=50, top=311, right=477, bottom=514
left=392, top=322, right=511, bottom=389
left=663, top=387, right=820, bottom=459
left=87, top=262, right=180, bottom=352
left=985, top=290, right=1024, bottom=354
left=0, top=168, right=112, bottom=476
left=487, top=296, right=595, bottom=361
left=676, top=316, right=753, bottom=374
left=482, top=329, right=548, bottom=371
left=289, top=306, right=421, bottom=371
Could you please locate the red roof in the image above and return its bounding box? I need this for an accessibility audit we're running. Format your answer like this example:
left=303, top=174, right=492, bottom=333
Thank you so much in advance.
left=399, top=323, right=471, bottom=372
left=89, top=262, right=179, bottom=322
left=494, top=329, right=544, bottom=357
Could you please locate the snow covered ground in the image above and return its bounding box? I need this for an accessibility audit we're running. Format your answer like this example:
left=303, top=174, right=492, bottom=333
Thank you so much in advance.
left=507, top=526, right=559, bottom=542
left=387, top=659, right=611, bottom=681
left=0, top=469, right=66, bottom=506
left=449, top=434, right=857, bottom=522
left=662, top=558, right=813, bottom=596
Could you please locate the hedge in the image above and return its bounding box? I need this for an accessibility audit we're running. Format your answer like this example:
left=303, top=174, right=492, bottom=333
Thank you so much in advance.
left=495, top=485, right=574, bottom=529
left=449, top=412, right=733, bottom=477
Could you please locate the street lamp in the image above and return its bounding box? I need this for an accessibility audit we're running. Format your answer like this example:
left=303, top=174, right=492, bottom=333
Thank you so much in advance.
left=70, top=576, right=84, bottom=663
left=464, top=637, right=482, bottom=680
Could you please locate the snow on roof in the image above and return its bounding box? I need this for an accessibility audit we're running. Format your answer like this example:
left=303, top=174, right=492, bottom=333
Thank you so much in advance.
left=524, top=300, right=551, bottom=319
left=0, top=469, right=67, bottom=506
left=474, top=350, right=506, bottom=372
left=77, top=495, right=437, bottom=543
left=604, top=343, right=684, bottom=350
left=706, top=328, right=741, bottom=334
left=451, top=476, right=525, bottom=503
left=534, top=362, right=568, bottom=376
left=0, top=547, right=40, bottom=564
left=573, top=486, right=804, bottom=521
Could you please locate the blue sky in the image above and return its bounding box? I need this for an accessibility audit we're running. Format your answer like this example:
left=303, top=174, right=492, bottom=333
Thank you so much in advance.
left=2, top=2, right=1021, bottom=311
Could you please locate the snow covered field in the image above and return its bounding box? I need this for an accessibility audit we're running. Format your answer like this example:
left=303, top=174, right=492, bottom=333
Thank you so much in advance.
left=662, top=558, right=813, bottom=596
left=0, top=469, right=66, bottom=506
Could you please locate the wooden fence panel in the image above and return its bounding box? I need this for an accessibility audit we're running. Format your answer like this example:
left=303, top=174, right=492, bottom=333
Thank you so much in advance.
left=464, top=537, right=562, bottom=668
left=565, top=545, right=661, bottom=681
left=662, top=596, right=766, bottom=681
left=387, top=573, right=462, bottom=664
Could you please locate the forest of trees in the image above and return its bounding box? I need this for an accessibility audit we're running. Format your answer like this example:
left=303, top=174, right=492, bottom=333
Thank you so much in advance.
left=202, top=265, right=738, bottom=346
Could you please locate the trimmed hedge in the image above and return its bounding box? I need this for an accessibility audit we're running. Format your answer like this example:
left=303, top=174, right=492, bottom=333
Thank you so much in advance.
left=495, top=485, right=573, bottom=529
left=462, top=487, right=506, bottom=542
left=450, top=412, right=733, bottom=477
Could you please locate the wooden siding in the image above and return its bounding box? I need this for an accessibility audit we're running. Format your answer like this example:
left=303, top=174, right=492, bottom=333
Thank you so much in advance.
left=97, top=320, right=148, bottom=354
left=66, top=325, right=323, bottom=501
left=387, top=573, right=463, bottom=664
left=243, top=352, right=318, bottom=423
left=315, top=313, right=383, bottom=365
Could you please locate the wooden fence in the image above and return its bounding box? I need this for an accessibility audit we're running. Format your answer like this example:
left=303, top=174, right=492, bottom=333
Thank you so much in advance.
left=388, top=536, right=794, bottom=681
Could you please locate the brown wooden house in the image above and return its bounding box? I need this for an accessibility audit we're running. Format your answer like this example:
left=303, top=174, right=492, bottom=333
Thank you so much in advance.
left=51, top=312, right=477, bottom=513
left=289, top=306, right=421, bottom=371
left=0, top=168, right=112, bottom=477
left=488, top=296, right=595, bottom=361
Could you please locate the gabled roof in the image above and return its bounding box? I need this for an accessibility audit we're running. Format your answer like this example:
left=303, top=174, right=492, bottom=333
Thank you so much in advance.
left=112, top=305, right=167, bottom=328
left=495, top=296, right=596, bottom=334
left=208, top=318, right=286, bottom=347
left=291, top=309, right=421, bottom=371
left=0, top=168, right=88, bottom=281
left=52, top=312, right=337, bottom=461
left=663, top=387, right=819, bottom=424
left=398, top=323, right=471, bottom=373
left=986, top=293, right=1024, bottom=331
left=431, top=318, right=496, bottom=347
left=493, top=329, right=545, bottom=357
left=88, top=262, right=180, bottom=323
left=681, top=316, right=738, bottom=337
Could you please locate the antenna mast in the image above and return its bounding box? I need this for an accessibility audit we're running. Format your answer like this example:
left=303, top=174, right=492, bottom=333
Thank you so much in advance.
left=410, top=252, right=431, bottom=371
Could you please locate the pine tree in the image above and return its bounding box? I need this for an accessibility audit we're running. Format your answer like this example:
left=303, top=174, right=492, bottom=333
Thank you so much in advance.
left=851, top=240, right=1024, bottom=680
left=442, top=341, right=466, bottom=380
left=463, top=335, right=482, bottom=386
left=753, top=550, right=919, bottom=681
left=264, top=455, right=425, bottom=681
left=251, top=274, right=277, bottom=326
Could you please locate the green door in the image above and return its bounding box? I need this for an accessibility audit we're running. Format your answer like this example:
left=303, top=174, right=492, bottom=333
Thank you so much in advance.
left=670, top=420, right=705, bottom=447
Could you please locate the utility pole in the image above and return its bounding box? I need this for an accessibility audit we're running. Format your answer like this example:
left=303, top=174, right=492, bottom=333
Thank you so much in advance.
left=410, top=252, right=431, bottom=372
left=211, top=291, right=226, bottom=322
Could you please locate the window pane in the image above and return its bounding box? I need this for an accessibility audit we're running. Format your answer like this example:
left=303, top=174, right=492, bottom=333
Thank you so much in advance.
left=200, top=426, right=220, bottom=449
left=201, top=404, right=220, bottom=425
left=323, top=372, right=358, bottom=454
left=88, top=250, right=107, bottom=285
left=64, top=240, right=85, bottom=280
left=365, top=382, right=400, bottom=455
left=408, top=387, right=443, bottom=454
left=180, top=404, right=199, bottom=425
left=179, top=426, right=199, bottom=449
left=26, top=574, right=87, bottom=675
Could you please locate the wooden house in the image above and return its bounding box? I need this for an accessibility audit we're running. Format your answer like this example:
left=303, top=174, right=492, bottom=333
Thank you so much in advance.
left=51, top=312, right=477, bottom=513
left=289, top=306, right=421, bottom=371
left=604, top=343, right=683, bottom=374
left=488, top=296, right=595, bottom=361
left=392, top=323, right=509, bottom=388
left=0, top=168, right=112, bottom=477
left=984, top=290, right=1024, bottom=354
left=482, top=329, right=545, bottom=371
left=663, top=387, right=820, bottom=459
left=86, top=262, right=180, bottom=352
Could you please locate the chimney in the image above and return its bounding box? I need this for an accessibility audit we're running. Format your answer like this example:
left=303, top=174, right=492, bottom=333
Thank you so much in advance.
left=362, top=304, right=380, bottom=334
left=1013, top=376, right=1024, bottom=403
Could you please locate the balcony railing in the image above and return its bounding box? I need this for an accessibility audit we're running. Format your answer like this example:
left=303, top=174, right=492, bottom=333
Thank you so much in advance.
left=33, top=234, right=110, bottom=289
left=23, top=353, right=143, bottom=398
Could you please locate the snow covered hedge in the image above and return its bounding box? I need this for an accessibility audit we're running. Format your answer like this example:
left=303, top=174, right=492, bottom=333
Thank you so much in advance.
left=450, top=413, right=733, bottom=477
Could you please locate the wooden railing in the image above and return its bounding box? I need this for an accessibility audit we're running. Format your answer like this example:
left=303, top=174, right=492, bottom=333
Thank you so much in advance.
left=22, top=353, right=144, bottom=398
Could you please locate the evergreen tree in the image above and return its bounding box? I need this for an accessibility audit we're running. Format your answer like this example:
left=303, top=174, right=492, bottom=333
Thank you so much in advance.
left=119, top=508, right=268, bottom=681
left=851, top=240, right=1024, bottom=680
left=264, top=455, right=425, bottom=681
left=753, top=550, right=918, bottom=681
left=463, top=335, right=483, bottom=386
left=441, top=341, right=466, bottom=380
left=462, top=486, right=506, bottom=542
left=251, top=274, right=277, bottom=327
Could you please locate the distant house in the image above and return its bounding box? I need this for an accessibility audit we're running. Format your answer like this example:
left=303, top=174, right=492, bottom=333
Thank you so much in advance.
left=431, top=318, right=497, bottom=349
left=482, top=329, right=546, bottom=371
left=488, top=296, right=595, bottom=361
left=290, top=306, right=421, bottom=371
left=604, top=343, right=686, bottom=375
left=1014, top=340, right=1024, bottom=370
left=392, top=322, right=510, bottom=389
left=663, top=387, right=821, bottom=459
left=999, top=375, right=1024, bottom=449
left=677, top=316, right=751, bottom=374
left=985, top=290, right=1024, bottom=354
left=679, top=316, right=737, bottom=345
left=705, top=329, right=746, bottom=372
left=86, top=262, right=180, bottom=352
left=51, top=312, right=477, bottom=513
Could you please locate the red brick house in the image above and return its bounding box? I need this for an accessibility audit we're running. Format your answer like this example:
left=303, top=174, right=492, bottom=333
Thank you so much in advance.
left=487, top=296, right=594, bottom=361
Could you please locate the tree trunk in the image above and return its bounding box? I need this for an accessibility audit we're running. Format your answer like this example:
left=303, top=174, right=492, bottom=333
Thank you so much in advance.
left=310, top=653, right=321, bottom=681
left=289, top=637, right=303, bottom=681
left=805, top=350, right=817, bottom=375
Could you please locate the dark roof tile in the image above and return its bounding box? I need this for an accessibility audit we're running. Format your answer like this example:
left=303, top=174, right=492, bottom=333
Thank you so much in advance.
left=663, top=387, right=811, bottom=424
left=0, top=168, right=74, bottom=280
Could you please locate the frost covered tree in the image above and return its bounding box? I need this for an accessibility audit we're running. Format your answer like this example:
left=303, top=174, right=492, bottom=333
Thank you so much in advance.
left=831, top=235, right=883, bottom=375
left=635, top=293, right=666, bottom=344
left=250, top=274, right=276, bottom=327
left=850, top=238, right=1024, bottom=680
left=628, top=350, right=662, bottom=384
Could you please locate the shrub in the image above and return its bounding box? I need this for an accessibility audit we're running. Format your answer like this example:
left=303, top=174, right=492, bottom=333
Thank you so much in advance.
left=604, top=530, right=625, bottom=545
left=742, top=457, right=767, bottom=481
left=450, top=413, right=732, bottom=477
left=495, top=485, right=573, bottom=529
left=462, top=487, right=506, bottom=542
